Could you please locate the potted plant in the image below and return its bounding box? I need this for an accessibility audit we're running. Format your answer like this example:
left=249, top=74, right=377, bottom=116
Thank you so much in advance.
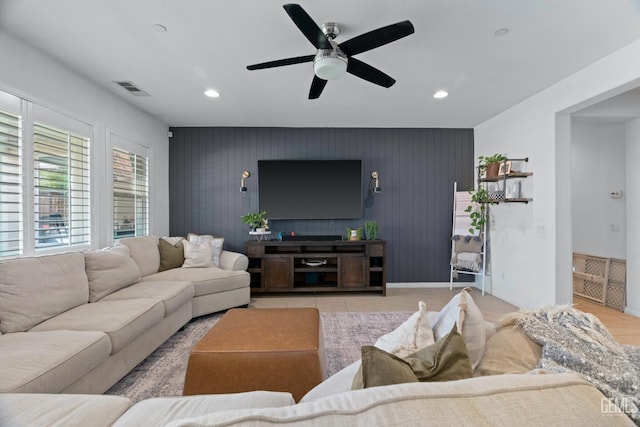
left=464, top=187, right=492, bottom=234
left=478, top=153, right=507, bottom=179
left=364, top=220, right=378, bottom=240
left=241, top=211, right=267, bottom=231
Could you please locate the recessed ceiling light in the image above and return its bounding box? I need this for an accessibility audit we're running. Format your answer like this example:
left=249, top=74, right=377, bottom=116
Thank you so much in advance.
left=152, top=24, right=167, bottom=33
left=433, top=90, right=448, bottom=99
left=204, top=89, right=220, bottom=98
left=494, top=28, right=509, bottom=37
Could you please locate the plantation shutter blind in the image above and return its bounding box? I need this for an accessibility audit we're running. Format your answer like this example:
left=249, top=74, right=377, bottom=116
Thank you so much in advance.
left=0, top=109, right=22, bottom=257
left=113, top=147, right=148, bottom=239
left=33, top=122, right=91, bottom=249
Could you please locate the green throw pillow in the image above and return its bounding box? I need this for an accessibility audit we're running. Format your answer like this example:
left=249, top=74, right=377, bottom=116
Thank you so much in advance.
left=353, top=324, right=473, bottom=389
left=406, top=324, right=473, bottom=382
left=158, top=238, right=185, bottom=272
left=360, top=346, right=420, bottom=388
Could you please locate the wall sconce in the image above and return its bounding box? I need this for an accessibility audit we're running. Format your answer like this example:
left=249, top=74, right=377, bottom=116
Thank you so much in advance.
left=371, top=171, right=382, bottom=193
left=240, top=170, right=250, bottom=192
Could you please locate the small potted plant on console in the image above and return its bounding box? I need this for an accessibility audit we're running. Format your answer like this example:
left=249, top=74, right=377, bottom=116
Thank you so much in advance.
left=241, top=211, right=267, bottom=232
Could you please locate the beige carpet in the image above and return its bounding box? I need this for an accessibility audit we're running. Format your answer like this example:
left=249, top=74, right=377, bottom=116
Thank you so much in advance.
left=106, top=311, right=412, bottom=403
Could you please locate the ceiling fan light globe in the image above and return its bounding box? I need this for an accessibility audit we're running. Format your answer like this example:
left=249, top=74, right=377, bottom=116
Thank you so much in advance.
left=314, top=56, right=347, bottom=80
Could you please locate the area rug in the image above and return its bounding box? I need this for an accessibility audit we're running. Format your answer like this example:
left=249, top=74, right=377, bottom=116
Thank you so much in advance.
left=106, top=311, right=412, bottom=403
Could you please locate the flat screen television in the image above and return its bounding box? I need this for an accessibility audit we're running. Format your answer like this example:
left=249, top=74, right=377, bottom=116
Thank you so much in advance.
left=258, top=160, right=362, bottom=219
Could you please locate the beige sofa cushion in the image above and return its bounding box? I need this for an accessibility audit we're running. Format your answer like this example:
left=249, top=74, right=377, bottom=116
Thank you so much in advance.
left=85, top=245, right=141, bottom=302
left=0, top=330, right=111, bottom=393
left=113, top=392, right=295, bottom=427
left=0, top=252, right=88, bottom=333
left=101, top=280, right=194, bottom=317
left=0, top=393, right=132, bottom=427
left=143, top=268, right=249, bottom=296
left=475, top=324, right=542, bottom=376
left=30, top=299, right=164, bottom=353
left=167, top=373, right=633, bottom=427
left=118, top=236, right=160, bottom=276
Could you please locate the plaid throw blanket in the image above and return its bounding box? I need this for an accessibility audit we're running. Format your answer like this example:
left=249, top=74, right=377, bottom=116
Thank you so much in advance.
left=501, top=305, right=640, bottom=424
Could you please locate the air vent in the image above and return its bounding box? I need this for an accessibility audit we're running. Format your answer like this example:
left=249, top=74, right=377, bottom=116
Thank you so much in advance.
left=113, top=81, right=150, bottom=96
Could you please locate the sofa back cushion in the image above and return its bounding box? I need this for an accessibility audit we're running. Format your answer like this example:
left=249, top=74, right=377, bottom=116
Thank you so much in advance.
left=0, top=252, right=88, bottom=333
left=85, top=246, right=141, bottom=302
left=118, top=236, right=160, bottom=277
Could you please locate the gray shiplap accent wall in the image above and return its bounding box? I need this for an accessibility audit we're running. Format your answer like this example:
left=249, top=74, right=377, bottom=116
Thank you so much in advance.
left=169, top=127, right=474, bottom=282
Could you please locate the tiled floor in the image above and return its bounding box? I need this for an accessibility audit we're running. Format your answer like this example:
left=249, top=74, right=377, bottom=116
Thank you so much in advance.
left=250, top=287, right=640, bottom=344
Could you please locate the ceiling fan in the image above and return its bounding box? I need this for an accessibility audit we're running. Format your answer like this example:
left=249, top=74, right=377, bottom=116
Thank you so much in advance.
left=246, top=4, right=415, bottom=99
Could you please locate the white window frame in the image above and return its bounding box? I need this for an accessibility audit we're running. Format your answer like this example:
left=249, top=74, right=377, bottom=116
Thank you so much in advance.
left=110, top=132, right=150, bottom=242
left=0, top=90, right=94, bottom=258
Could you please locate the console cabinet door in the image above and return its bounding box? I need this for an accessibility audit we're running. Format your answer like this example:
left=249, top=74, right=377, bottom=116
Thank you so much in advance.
left=339, top=256, right=367, bottom=288
left=263, top=256, right=293, bottom=289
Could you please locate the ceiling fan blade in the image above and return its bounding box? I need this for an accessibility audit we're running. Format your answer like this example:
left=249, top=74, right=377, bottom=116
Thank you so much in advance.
left=283, top=4, right=332, bottom=50
left=339, top=20, right=414, bottom=57
left=247, top=54, right=315, bottom=70
left=347, top=57, right=395, bottom=88
left=309, top=76, right=328, bottom=99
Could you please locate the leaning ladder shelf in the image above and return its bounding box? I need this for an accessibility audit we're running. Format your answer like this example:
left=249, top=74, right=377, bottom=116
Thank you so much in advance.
left=449, top=182, right=487, bottom=295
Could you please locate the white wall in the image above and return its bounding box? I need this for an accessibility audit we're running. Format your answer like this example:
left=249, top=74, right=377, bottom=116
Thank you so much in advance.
left=571, top=121, right=626, bottom=259
left=475, top=38, right=640, bottom=310
left=626, top=118, right=640, bottom=316
left=0, top=31, right=169, bottom=248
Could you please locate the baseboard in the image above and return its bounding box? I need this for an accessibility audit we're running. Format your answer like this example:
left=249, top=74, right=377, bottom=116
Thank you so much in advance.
left=387, top=282, right=470, bottom=289
left=624, top=306, right=640, bottom=318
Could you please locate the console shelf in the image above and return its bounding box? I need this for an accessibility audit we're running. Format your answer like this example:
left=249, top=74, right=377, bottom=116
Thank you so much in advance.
left=244, top=239, right=386, bottom=295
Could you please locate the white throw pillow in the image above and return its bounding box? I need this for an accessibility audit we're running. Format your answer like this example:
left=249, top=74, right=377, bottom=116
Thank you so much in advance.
left=374, top=301, right=435, bottom=359
left=187, top=233, right=224, bottom=267
left=431, top=288, right=486, bottom=370
left=182, top=240, right=214, bottom=268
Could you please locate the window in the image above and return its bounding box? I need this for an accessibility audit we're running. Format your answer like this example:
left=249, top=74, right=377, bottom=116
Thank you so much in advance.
left=0, top=106, right=22, bottom=258
left=0, top=89, right=92, bottom=259
left=113, top=147, right=148, bottom=239
left=33, top=123, right=91, bottom=250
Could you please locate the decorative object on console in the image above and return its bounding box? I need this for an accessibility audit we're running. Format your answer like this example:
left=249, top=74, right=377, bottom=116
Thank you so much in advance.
left=240, top=170, right=250, bottom=193
left=371, top=172, right=382, bottom=193
left=241, top=211, right=268, bottom=231
left=301, top=259, right=328, bottom=267
left=364, top=220, right=378, bottom=240
left=347, top=227, right=361, bottom=241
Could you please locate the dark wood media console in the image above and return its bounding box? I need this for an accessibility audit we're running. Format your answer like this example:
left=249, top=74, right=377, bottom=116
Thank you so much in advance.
left=244, top=240, right=386, bottom=295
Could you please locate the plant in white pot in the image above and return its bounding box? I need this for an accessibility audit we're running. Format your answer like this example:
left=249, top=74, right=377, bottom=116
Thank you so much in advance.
left=241, top=211, right=267, bottom=232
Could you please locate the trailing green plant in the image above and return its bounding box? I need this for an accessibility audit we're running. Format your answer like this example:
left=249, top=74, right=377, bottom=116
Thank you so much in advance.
left=464, top=187, right=492, bottom=234
left=364, top=220, right=378, bottom=240
left=241, top=211, right=267, bottom=230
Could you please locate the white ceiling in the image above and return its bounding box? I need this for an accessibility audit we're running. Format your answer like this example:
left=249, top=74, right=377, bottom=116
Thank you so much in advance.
left=2, top=0, right=640, bottom=128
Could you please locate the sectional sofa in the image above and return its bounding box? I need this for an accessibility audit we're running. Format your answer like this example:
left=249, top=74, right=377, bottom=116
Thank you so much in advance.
left=0, top=347, right=633, bottom=426
left=0, top=236, right=250, bottom=395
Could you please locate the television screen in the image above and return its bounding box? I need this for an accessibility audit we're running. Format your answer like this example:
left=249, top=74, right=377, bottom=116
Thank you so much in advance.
left=258, top=160, right=362, bottom=219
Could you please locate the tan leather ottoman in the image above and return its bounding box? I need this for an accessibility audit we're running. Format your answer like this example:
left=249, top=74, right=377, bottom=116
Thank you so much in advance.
left=183, top=307, right=325, bottom=402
